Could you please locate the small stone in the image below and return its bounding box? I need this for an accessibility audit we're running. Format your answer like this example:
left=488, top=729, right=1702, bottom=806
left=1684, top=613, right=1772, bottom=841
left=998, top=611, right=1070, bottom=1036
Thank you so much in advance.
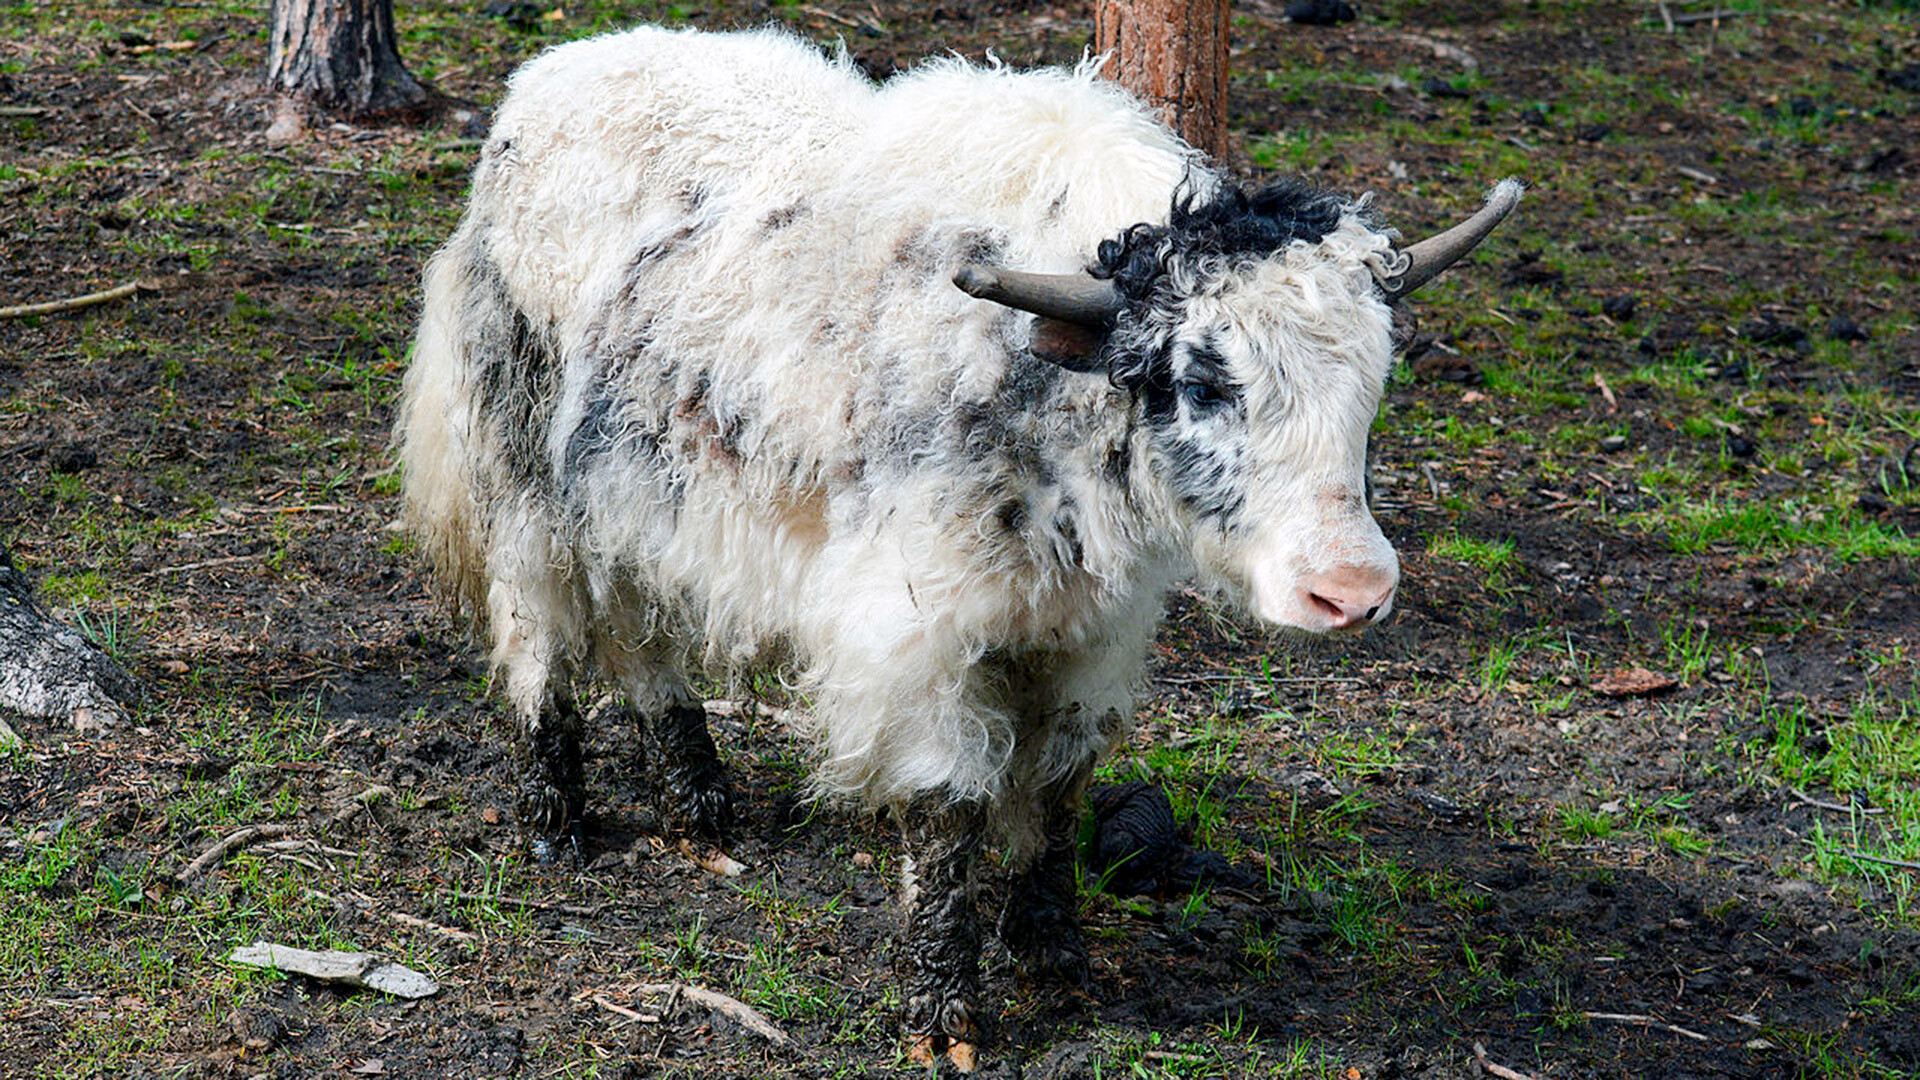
left=1826, top=314, right=1869, bottom=342
left=851, top=851, right=874, bottom=869
left=1600, top=294, right=1638, bottom=319
left=1599, top=434, right=1628, bottom=452
left=1284, top=0, right=1356, bottom=25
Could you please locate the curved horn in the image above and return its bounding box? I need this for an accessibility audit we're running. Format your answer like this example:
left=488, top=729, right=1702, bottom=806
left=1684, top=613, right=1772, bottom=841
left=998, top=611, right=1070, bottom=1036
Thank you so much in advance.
left=1375, top=178, right=1525, bottom=301
left=953, top=265, right=1124, bottom=328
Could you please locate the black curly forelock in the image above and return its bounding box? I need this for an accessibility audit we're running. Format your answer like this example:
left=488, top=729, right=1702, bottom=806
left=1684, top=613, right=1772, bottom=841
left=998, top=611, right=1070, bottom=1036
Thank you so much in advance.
left=1092, top=177, right=1362, bottom=303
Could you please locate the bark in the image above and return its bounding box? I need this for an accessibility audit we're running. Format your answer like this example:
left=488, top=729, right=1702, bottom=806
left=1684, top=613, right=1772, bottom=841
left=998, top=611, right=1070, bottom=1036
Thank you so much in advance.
left=1095, top=0, right=1232, bottom=159
left=266, top=0, right=427, bottom=118
left=0, top=549, right=139, bottom=734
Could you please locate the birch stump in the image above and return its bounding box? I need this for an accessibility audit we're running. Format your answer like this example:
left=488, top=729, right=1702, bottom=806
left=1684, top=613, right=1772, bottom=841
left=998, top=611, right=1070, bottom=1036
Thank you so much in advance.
left=0, top=550, right=138, bottom=737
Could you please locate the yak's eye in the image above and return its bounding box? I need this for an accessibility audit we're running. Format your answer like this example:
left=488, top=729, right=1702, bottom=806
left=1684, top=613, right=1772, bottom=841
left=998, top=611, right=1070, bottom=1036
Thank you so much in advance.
left=1178, top=378, right=1231, bottom=413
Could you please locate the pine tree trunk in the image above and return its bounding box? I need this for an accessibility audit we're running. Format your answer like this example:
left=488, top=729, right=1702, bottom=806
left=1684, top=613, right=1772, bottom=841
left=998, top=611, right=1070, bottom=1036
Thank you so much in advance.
left=266, top=0, right=427, bottom=118
left=1094, top=0, right=1231, bottom=160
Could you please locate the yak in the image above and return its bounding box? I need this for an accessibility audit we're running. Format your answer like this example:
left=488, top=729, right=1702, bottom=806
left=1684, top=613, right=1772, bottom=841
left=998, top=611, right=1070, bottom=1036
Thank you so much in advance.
left=396, top=24, right=1519, bottom=1069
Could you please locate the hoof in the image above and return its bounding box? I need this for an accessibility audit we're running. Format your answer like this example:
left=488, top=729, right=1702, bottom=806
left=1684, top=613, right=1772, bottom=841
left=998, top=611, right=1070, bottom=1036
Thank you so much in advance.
left=906, top=1033, right=978, bottom=1073
left=904, top=992, right=983, bottom=1074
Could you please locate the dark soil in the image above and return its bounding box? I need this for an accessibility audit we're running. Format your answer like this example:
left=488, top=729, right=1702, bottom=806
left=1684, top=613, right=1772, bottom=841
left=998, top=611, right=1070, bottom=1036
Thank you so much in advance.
left=3, top=2, right=1917, bottom=1078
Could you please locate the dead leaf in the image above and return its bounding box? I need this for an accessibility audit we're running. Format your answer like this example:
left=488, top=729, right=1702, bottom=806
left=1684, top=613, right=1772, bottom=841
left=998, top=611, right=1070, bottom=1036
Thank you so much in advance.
left=1592, top=666, right=1679, bottom=698
left=349, top=1059, right=386, bottom=1075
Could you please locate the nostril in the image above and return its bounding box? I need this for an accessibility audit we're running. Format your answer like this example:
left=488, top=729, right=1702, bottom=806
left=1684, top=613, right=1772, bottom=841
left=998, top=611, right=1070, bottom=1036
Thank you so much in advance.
left=1364, top=605, right=1381, bottom=621
left=1307, top=592, right=1344, bottom=620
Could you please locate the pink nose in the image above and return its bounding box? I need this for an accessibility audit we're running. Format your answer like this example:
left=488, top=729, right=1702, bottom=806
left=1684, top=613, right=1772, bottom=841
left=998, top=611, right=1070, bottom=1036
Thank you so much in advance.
left=1298, top=566, right=1397, bottom=632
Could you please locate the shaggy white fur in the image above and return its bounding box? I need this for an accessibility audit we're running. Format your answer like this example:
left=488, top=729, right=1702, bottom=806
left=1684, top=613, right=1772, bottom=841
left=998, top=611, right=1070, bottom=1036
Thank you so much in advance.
left=396, top=25, right=1405, bottom=845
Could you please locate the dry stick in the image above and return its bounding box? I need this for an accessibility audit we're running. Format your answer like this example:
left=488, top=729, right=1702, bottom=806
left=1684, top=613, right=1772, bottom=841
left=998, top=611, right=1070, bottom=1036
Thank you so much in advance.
left=1593, top=371, right=1618, bottom=411
left=1671, top=8, right=1748, bottom=25
left=633, top=982, right=790, bottom=1045
left=388, top=911, right=479, bottom=944
left=178, top=823, right=292, bottom=882
left=451, top=890, right=606, bottom=918
left=139, top=553, right=263, bottom=578
left=592, top=993, right=654, bottom=1024
left=1840, top=849, right=1920, bottom=873
left=1581, top=1012, right=1711, bottom=1042
left=0, top=281, right=144, bottom=321
left=1472, top=1041, right=1541, bottom=1080
left=1787, top=787, right=1884, bottom=816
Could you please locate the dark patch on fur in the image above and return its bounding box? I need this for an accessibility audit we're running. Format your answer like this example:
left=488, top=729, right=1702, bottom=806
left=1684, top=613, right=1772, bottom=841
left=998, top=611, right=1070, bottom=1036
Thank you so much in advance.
left=760, top=201, right=807, bottom=232
left=1051, top=500, right=1085, bottom=567
left=1162, top=439, right=1244, bottom=524
left=465, top=239, right=563, bottom=495
left=1103, top=441, right=1132, bottom=490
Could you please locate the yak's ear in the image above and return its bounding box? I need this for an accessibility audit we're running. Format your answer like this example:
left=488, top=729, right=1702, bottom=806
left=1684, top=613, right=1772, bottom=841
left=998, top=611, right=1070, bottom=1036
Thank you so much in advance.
left=1030, top=317, right=1109, bottom=374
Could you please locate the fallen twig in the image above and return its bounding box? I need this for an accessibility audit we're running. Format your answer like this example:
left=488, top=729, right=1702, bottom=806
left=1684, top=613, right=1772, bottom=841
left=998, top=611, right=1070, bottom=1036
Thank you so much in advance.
left=1838, top=849, right=1920, bottom=873
left=592, top=992, right=655, bottom=1024
left=1581, top=1011, right=1710, bottom=1042
left=389, top=911, right=479, bottom=944
left=452, top=890, right=607, bottom=918
left=178, top=823, right=291, bottom=882
left=0, top=280, right=145, bottom=321
left=1669, top=8, right=1749, bottom=26
left=138, top=553, right=264, bottom=579
left=1786, top=787, right=1883, bottom=816
left=1593, top=371, right=1618, bottom=411
left=632, top=981, right=789, bottom=1045
left=1472, top=1041, right=1541, bottom=1080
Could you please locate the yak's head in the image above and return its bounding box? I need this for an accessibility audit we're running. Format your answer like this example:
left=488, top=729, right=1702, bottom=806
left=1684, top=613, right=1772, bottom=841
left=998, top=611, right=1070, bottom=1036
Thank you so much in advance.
left=956, top=178, right=1522, bottom=634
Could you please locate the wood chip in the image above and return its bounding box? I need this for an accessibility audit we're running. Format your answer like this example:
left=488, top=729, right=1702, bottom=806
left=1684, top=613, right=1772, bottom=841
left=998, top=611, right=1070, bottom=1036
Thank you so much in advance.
left=1591, top=666, right=1679, bottom=698
left=228, top=941, right=438, bottom=999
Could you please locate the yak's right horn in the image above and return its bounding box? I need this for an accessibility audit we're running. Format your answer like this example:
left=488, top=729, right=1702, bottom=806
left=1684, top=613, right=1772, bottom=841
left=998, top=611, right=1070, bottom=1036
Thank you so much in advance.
left=953, top=265, right=1125, bottom=328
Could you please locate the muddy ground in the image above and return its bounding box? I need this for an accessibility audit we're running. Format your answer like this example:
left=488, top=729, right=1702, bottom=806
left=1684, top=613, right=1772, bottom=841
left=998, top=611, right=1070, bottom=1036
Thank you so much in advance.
left=3, top=1, right=1918, bottom=1078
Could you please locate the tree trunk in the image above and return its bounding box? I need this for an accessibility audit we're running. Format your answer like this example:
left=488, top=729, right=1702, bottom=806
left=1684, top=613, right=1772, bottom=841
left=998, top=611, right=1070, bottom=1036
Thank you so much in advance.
left=0, top=550, right=138, bottom=736
left=1094, top=0, right=1231, bottom=160
left=266, top=0, right=427, bottom=118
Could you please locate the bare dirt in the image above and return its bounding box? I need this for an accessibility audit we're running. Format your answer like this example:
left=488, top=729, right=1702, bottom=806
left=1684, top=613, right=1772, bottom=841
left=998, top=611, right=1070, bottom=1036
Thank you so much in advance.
left=3, top=2, right=1918, bottom=1078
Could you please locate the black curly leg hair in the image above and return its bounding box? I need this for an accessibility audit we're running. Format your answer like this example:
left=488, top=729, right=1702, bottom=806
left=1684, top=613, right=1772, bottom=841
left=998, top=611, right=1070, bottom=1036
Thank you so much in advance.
left=518, top=696, right=585, bottom=863
left=641, top=701, right=733, bottom=842
left=899, top=800, right=987, bottom=1072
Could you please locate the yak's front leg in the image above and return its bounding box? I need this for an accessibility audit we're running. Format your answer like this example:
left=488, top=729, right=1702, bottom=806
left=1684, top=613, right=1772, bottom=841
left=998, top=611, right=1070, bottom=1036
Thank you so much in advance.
left=899, top=800, right=986, bottom=1072
left=519, top=693, right=586, bottom=863
left=1000, top=769, right=1093, bottom=987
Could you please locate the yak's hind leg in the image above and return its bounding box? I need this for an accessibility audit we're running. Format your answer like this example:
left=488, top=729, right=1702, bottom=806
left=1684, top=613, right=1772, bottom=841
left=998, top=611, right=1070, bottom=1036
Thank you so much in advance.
left=599, top=647, right=733, bottom=843
left=899, top=800, right=987, bottom=1072
left=640, top=697, right=733, bottom=841
left=490, top=572, right=587, bottom=863
left=520, top=693, right=586, bottom=862
left=999, top=766, right=1095, bottom=987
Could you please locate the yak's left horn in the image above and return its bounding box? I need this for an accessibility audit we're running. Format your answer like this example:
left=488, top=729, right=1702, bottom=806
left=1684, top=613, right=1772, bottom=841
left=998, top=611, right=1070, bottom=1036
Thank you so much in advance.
left=953, top=265, right=1125, bottom=328
left=1374, top=178, right=1525, bottom=301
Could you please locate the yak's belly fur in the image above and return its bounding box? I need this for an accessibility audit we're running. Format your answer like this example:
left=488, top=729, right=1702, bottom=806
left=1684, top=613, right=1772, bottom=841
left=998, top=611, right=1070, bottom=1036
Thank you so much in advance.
left=397, top=25, right=1201, bottom=825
